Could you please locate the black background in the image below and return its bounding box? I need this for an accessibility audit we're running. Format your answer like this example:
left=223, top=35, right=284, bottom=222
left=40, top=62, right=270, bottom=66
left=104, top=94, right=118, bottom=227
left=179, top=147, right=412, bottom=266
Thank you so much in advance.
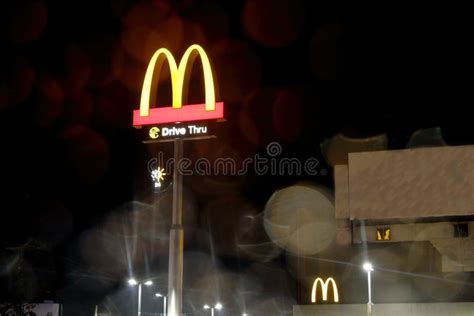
left=0, top=0, right=472, bottom=313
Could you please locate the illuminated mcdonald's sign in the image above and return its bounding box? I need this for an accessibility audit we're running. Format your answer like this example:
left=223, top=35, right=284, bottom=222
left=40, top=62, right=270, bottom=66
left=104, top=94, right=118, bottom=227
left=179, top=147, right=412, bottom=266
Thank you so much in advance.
left=376, top=227, right=391, bottom=241
left=311, top=277, right=339, bottom=303
left=133, top=44, right=224, bottom=126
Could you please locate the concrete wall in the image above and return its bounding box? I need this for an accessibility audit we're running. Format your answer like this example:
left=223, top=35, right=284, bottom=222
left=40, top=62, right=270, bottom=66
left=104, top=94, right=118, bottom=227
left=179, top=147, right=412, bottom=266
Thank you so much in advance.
left=334, top=165, right=349, bottom=220
left=333, top=146, right=474, bottom=271
left=294, top=303, right=474, bottom=316
left=335, top=146, right=474, bottom=220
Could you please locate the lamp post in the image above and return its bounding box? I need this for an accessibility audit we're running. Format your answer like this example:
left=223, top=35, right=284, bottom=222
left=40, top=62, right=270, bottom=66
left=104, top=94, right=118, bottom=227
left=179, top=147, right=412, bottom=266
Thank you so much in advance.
left=128, top=278, right=153, bottom=316
left=203, top=303, right=223, bottom=316
left=155, top=293, right=167, bottom=316
left=168, top=139, right=184, bottom=316
left=362, top=263, right=374, bottom=316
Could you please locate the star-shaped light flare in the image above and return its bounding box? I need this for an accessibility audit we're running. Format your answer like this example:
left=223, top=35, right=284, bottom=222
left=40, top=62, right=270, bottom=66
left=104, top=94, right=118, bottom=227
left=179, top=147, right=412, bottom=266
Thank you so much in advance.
left=151, top=167, right=166, bottom=188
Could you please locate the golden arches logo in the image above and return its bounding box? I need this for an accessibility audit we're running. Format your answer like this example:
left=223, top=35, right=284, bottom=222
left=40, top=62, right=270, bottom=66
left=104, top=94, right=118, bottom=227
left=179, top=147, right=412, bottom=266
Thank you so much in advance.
left=376, top=227, right=391, bottom=241
left=133, top=44, right=224, bottom=126
left=311, top=277, right=339, bottom=303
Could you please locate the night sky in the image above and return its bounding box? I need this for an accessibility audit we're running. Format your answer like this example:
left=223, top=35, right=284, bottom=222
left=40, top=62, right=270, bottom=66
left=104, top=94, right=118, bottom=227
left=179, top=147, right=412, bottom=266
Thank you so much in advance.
left=0, top=0, right=472, bottom=314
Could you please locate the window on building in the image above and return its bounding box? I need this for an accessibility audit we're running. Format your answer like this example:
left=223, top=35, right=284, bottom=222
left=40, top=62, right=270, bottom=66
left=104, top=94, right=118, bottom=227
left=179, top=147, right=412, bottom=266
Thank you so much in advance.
left=453, top=223, right=469, bottom=238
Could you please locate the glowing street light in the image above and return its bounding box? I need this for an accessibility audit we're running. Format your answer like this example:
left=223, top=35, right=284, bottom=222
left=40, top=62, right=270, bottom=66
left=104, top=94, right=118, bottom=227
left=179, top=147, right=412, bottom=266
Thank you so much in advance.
left=362, top=262, right=374, bottom=315
left=203, top=302, right=223, bottom=316
left=363, top=262, right=373, bottom=272
left=128, top=278, right=153, bottom=316
left=155, top=293, right=167, bottom=316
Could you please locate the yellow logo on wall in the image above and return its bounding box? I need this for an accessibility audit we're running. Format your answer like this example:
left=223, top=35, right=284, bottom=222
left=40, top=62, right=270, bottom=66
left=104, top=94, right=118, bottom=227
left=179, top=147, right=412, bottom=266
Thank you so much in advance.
left=311, top=277, right=339, bottom=303
left=376, top=227, right=391, bottom=241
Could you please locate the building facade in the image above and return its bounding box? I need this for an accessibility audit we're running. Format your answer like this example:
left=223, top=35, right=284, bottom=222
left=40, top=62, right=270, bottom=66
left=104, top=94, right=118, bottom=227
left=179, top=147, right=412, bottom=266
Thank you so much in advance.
left=296, top=145, right=474, bottom=314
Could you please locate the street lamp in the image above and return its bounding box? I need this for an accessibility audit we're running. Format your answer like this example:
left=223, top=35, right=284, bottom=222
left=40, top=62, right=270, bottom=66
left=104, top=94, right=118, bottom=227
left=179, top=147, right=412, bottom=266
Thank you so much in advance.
left=363, top=262, right=374, bottom=316
left=128, top=278, right=153, bottom=316
left=155, top=293, right=167, bottom=316
left=203, top=302, right=223, bottom=316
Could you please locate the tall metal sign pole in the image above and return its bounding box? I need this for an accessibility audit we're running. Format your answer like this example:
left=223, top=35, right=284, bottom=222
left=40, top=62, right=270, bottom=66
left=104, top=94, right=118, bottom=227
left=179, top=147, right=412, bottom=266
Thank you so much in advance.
left=133, top=44, right=224, bottom=316
left=363, top=262, right=374, bottom=316
left=168, top=139, right=184, bottom=316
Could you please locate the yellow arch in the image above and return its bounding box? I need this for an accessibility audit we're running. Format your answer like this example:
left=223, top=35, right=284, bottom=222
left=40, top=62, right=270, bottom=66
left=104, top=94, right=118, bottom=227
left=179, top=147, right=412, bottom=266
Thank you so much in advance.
left=311, top=277, right=339, bottom=303
left=139, top=44, right=216, bottom=117
left=139, top=48, right=178, bottom=117
left=175, top=44, right=216, bottom=111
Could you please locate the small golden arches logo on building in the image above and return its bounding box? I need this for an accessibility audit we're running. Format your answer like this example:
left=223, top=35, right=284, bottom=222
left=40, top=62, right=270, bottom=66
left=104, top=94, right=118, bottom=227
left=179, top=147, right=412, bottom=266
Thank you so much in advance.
left=311, top=277, right=339, bottom=303
left=376, top=227, right=391, bottom=241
